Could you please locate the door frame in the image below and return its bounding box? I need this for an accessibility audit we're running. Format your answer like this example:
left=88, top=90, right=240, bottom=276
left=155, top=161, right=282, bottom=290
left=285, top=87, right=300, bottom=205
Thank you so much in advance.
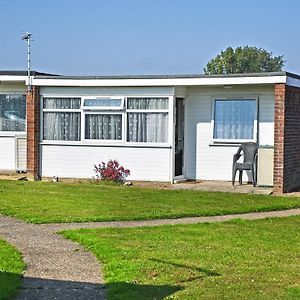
left=174, top=97, right=185, bottom=179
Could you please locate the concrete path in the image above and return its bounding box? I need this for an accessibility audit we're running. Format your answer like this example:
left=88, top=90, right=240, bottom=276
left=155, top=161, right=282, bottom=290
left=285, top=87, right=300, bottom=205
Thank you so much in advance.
left=0, top=216, right=105, bottom=300
left=0, top=208, right=300, bottom=299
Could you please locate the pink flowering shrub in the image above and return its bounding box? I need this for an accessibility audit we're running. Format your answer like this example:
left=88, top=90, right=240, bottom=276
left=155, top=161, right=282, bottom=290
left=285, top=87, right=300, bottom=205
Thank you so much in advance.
left=94, top=159, right=130, bottom=181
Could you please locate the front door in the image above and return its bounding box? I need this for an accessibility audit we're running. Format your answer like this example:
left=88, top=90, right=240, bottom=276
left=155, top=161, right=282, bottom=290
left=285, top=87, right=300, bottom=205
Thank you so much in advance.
left=175, top=98, right=184, bottom=177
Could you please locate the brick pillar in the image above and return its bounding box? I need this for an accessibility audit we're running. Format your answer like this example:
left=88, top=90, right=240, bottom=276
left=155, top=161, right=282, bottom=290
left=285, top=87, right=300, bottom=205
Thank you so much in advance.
left=26, top=86, right=40, bottom=180
left=273, top=84, right=285, bottom=194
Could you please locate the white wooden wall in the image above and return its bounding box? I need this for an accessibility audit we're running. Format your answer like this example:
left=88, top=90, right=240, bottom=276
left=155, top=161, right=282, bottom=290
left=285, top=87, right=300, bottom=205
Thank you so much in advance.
left=41, top=145, right=172, bottom=181
left=184, top=85, right=275, bottom=181
left=0, top=83, right=26, bottom=172
left=0, top=136, right=16, bottom=171
left=40, top=86, right=174, bottom=181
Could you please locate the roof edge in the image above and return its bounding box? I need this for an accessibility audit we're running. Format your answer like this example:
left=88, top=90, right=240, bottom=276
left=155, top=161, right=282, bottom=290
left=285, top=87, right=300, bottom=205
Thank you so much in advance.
left=34, top=71, right=288, bottom=80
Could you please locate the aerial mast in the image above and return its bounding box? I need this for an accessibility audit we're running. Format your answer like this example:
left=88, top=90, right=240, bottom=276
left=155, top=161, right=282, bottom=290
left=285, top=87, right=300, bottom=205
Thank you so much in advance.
left=21, top=32, right=33, bottom=92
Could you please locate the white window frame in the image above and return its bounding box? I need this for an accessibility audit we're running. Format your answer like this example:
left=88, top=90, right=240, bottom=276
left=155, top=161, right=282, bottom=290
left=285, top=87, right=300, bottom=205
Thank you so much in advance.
left=83, top=111, right=125, bottom=142
left=211, top=97, right=258, bottom=144
left=41, top=94, right=172, bottom=147
left=82, top=96, right=125, bottom=142
left=82, top=96, right=124, bottom=111
left=0, top=93, right=27, bottom=136
left=125, top=96, right=170, bottom=145
left=42, top=97, right=82, bottom=142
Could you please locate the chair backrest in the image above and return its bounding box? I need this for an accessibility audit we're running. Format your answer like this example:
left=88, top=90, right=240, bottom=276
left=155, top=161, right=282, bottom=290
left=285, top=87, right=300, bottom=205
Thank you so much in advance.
left=241, top=142, right=258, bottom=163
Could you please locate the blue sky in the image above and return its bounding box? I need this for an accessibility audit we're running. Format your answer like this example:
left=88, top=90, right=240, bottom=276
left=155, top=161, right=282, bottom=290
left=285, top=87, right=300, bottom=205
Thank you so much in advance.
left=1, top=0, right=300, bottom=75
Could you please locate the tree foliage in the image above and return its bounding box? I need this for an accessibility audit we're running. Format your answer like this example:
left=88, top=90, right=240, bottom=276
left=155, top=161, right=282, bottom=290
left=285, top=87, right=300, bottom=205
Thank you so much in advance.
left=204, top=46, right=285, bottom=74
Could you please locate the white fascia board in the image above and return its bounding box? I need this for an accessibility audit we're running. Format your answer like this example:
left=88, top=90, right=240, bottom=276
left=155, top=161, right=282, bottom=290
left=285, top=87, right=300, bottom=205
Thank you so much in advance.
left=32, top=75, right=287, bottom=87
left=286, top=76, right=300, bottom=88
left=0, top=76, right=27, bottom=82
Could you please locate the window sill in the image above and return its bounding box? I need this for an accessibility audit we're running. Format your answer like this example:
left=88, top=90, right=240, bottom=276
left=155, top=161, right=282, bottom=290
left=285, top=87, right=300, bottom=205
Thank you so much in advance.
left=40, top=141, right=172, bottom=149
left=209, top=140, right=257, bottom=147
left=0, top=132, right=27, bottom=137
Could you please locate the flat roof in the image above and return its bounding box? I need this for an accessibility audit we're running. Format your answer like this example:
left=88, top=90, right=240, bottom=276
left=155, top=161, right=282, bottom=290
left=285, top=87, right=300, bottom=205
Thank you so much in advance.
left=32, top=72, right=294, bottom=88
left=0, top=70, right=56, bottom=76
left=1, top=71, right=300, bottom=88
left=34, top=71, right=297, bottom=80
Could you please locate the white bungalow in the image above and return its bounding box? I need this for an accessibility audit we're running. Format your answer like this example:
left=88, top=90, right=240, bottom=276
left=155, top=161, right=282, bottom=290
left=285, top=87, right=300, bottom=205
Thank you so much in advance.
left=1, top=71, right=300, bottom=194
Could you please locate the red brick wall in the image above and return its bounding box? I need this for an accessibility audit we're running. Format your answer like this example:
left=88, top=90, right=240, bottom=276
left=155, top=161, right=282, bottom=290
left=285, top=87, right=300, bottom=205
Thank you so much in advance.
left=274, top=84, right=300, bottom=193
left=26, top=86, right=40, bottom=180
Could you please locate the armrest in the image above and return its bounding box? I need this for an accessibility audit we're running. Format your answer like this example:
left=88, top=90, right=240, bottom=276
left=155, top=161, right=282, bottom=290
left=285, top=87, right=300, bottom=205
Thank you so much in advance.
left=233, top=153, right=241, bottom=164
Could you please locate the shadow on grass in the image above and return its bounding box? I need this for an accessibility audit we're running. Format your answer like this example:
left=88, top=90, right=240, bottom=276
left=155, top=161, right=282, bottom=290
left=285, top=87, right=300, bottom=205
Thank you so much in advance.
left=0, top=271, right=23, bottom=300
left=106, top=282, right=183, bottom=300
left=150, top=258, right=221, bottom=283
left=0, top=271, right=182, bottom=300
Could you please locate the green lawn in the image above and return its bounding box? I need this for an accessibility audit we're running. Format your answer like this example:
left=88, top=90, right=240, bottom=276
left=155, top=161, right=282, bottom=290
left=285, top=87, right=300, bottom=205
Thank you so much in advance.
left=0, top=239, right=25, bottom=300
left=62, top=216, right=300, bottom=300
left=0, top=180, right=299, bottom=224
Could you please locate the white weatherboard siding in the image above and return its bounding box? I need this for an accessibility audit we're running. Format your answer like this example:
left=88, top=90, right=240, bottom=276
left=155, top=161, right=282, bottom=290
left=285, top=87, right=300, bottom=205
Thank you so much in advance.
left=41, top=145, right=171, bottom=181
left=0, top=136, right=16, bottom=170
left=0, top=83, right=27, bottom=172
left=16, top=137, right=27, bottom=171
left=40, top=86, right=174, bottom=97
left=184, top=85, right=275, bottom=181
left=40, top=86, right=174, bottom=181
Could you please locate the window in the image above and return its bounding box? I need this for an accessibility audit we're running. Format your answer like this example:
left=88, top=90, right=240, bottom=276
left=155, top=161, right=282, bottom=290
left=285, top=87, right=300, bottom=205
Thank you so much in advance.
left=0, top=94, right=26, bottom=132
left=83, top=98, right=123, bottom=109
left=83, top=98, right=123, bottom=141
left=127, top=97, right=169, bottom=143
left=42, top=96, right=170, bottom=144
left=213, top=98, right=257, bottom=141
left=85, top=114, right=122, bottom=140
left=43, top=98, right=81, bottom=141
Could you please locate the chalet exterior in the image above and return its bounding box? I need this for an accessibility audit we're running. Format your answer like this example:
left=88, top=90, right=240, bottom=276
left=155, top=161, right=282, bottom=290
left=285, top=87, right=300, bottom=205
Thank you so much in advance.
left=1, top=70, right=300, bottom=194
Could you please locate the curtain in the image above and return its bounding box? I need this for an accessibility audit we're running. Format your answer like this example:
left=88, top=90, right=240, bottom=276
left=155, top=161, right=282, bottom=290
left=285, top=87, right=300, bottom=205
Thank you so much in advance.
left=127, top=113, right=168, bottom=143
left=85, top=114, right=122, bottom=140
left=43, top=98, right=81, bottom=109
left=213, top=99, right=256, bottom=140
left=0, top=94, right=26, bottom=131
left=43, top=112, right=80, bottom=141
left=127, top=97, right=168, bottom=109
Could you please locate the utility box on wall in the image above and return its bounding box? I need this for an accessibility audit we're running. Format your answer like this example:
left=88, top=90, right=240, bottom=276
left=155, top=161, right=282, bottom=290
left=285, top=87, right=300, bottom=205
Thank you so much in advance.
left=257, top=146, right=274, bottom=187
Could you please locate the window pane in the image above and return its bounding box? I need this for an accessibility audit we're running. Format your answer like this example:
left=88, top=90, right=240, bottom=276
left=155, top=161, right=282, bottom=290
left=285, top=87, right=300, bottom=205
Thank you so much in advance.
left=43, top=98, right=81, bottom=109
left=213, top=99, right=256, bottom=140
left=127, top=98, right=168, bottom=110
left=43, top=112, right=80, bottom=140
left=83, top=99, right=122, bottom=108
left=127, top=113, right=168, bottom=143
left=85, top=114, right=122, bottom=140
left=0, top=94, right=26, bottom=131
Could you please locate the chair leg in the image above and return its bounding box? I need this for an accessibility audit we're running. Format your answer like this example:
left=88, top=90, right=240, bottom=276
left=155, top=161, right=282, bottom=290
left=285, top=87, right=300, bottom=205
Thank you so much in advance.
left=251, top=165, right=256, bottom=187
left=239, top=170, right=243, bottom=185
left=232, top=167, right=237, bottom=185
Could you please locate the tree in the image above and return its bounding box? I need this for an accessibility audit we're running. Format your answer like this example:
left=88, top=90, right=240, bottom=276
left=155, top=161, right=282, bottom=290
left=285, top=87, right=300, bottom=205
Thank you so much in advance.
left=204, top=46, right=285, bottom=75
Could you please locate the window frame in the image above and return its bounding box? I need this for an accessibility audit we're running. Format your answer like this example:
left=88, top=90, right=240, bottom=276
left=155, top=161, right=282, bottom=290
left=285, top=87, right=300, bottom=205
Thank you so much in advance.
left=125, top=97, right=170, bottom=144
left=211, top=97, right=258, bottom=144
left=82, top=96, right=125, bottom=142
left=41, top=95, right=172, bottom=147
left=83, top=111, right=125, bottom=142
left=82, top=97, right=124, bottom=111
left=0, top=93, right=27, bottom=135
left=42, top=96, right=82, bottom=142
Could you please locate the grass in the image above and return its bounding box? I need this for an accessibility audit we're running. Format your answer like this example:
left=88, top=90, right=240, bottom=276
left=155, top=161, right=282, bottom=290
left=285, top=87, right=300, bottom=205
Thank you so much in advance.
left=62, top=216, right=300, bottom=300
left=0, top=180, right=299, bottom=223
left=0, top=239, right=25, bottom=300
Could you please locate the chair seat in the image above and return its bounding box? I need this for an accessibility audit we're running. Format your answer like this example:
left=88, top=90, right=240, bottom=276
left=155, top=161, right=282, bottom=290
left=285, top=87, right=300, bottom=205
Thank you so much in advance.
left=235, top=162, right=253, bottom=170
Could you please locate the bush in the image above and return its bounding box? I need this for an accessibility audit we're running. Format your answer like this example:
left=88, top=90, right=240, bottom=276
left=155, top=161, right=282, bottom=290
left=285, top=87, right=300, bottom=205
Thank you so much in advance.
left=94, top=159, right=130, bottom=182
